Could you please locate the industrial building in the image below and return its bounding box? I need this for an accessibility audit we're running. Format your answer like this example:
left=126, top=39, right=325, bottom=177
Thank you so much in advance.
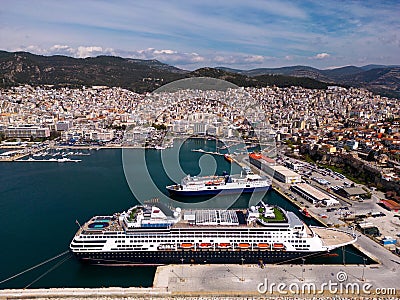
left=336, top=187, right=368, bottom=200
left=267, top=165, right=302, bottom=184
left=290, top=183, right=338, bottom=205
left=249, top=153, right=301, bottom=184
left=4, top=125, right=50, bottom=138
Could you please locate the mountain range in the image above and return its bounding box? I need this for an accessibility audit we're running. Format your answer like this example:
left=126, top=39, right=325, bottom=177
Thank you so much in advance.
left=218, top=64, right=400, bottom=98
left=0, top=50, right=398, bottom=98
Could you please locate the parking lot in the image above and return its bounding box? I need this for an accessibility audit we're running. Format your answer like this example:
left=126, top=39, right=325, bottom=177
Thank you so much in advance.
left=276, top=154, right=400, bottom=242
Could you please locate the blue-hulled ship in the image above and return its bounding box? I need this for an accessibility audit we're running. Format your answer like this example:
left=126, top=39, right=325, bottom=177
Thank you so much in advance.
left=166, top=173, right=271, bottom=196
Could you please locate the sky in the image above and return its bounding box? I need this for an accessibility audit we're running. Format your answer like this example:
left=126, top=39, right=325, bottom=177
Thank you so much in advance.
left=1, top=0, right=399, bottom=70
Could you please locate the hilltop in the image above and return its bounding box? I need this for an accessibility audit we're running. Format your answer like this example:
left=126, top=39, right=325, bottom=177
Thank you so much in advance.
left=2, top=50, right=398, bottom=97
left=218, top=64, right=400, bottom=98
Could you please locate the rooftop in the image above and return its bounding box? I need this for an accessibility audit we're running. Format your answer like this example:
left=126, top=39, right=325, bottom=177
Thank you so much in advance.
left=293, top=183, right=332, bottom=201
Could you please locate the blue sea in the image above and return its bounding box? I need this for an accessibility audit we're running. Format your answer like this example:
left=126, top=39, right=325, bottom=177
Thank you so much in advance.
left=0, top=138, right=371, bottom=289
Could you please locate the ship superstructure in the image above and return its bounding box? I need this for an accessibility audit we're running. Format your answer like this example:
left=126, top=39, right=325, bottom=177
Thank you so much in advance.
left=70, top=201, right=356, bottom=265
left=166, top=173, right=271, bottom=196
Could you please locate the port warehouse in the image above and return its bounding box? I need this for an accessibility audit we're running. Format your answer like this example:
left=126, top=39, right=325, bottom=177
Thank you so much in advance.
left=249, top=153, right=301, bottom=184
left=290, top=183, right=339, bottom=206
left=249, top=153, right=339, bottom=206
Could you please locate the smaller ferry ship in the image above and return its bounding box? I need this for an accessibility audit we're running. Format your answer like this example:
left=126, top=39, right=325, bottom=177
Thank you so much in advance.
left=166, top=172, right=271, bottom=196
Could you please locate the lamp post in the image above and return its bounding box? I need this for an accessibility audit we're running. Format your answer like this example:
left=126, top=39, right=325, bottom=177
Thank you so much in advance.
left=342, top=246, right=346, bottom=265
left=361, top=257, right=366, bottom=281
left=241, top=258, right=245, bottom=281
left=180, top=258, right=184, bottom=282
left=301, top=258, right=305, bottom=281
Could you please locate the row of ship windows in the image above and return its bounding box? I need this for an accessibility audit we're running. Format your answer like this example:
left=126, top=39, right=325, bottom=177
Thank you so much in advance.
left=84, top=235, right=292, bottom=239
left=83, top=231, right=293, bottom=239
left=112, top=236, right=298, bottom=243
left=85, top=252, right=293, bottom=257
left=289, top=240, right=307, bottom=243
left=113, top=240, right=301, bottom=243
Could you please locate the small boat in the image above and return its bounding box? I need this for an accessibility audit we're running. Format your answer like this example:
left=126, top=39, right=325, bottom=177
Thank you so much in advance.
left=198, top=243, right=212, bottom=249
left=321, top=252, right=339, bottom=257
left=299, top=208, right=312, bottom=218
left=273, top=243, right=285, bottom=249
left=218, top=243, right=231, bottom=249
left=180, top=243, right=194, bottom=249
left=155, top=145, right=166, bottom=150
left=224, top=154, right=233, bottom=163
left=237, top=243, right=251, bottom=249
left=257, top=243, right=270, bottom=249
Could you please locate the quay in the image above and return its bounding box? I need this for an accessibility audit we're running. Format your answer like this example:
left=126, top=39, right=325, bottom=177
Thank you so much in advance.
left=1, top=258, right=399, bottom=299
left=191, top=149, right=224, bottom=156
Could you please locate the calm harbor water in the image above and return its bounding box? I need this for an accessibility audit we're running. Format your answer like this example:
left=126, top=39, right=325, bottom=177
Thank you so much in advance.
left=0, top=138, right=371, bottom=289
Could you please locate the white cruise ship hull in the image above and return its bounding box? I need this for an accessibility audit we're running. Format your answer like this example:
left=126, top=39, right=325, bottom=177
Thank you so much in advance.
left=70, top=202, right=356, bottom=266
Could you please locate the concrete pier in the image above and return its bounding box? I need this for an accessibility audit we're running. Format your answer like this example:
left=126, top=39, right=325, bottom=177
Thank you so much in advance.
left=1, top=259, right=399, bottom=299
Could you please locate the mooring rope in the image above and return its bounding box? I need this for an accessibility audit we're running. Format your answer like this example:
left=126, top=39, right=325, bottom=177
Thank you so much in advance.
left=0, top=250, right=70, bottom=285
left=24, top=254, right=73, bottom=289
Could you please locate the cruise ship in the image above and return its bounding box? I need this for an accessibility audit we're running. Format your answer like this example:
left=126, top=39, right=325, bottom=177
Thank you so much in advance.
left=166, top=173, right=271, bottom=196
left=70, top=201, right=356, bottom=265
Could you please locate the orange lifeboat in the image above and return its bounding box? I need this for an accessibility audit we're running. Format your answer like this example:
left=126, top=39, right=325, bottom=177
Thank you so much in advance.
left=257, top=243, right=270, bottom=249
left=180, top=243, right=194, bottom=249
left=237, top=243, right=251, bottom=249
left=273, top=243, right=285, bottom=249
left=199, top=242, right=212, bottom=249
left=218, top=243, right=231, bottom=248
left=249, top=153, right=262, bottom=160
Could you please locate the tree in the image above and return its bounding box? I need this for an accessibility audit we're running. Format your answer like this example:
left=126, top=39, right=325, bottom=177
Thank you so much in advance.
left=49, top=130, right=61, bottom=140
left=366, top=150, right=375, bottom=161
left=151, top=123, right=167, bottom=130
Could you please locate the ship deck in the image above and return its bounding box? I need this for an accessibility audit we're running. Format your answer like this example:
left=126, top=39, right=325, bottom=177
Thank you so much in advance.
left=77, top=212, right=292, bottom=235
left=311, top=227, right=356, bottom=248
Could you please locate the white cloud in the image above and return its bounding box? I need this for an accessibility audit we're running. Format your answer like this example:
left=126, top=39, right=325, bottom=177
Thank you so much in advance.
left=74, top=46, right=116, bottom=58
left=49, top=45, right=72, bottom=52
left=313, top=52, right=330, bottom=59
left=13, top=44, right=116, bottom=58
left=153, top=49, right=177, bottom=55
left=208, top=54, right=267, bottom=66
left=243, top=55, right=265, bottom=63
left=125, top=48, right=206, bottom=65
left=12, top=45, right=272, bottom=69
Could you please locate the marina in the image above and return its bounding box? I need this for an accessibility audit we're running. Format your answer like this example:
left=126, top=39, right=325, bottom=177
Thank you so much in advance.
left=15, top=157, right=81, bottom=163
left=191, top=148, right=224, bottom=156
